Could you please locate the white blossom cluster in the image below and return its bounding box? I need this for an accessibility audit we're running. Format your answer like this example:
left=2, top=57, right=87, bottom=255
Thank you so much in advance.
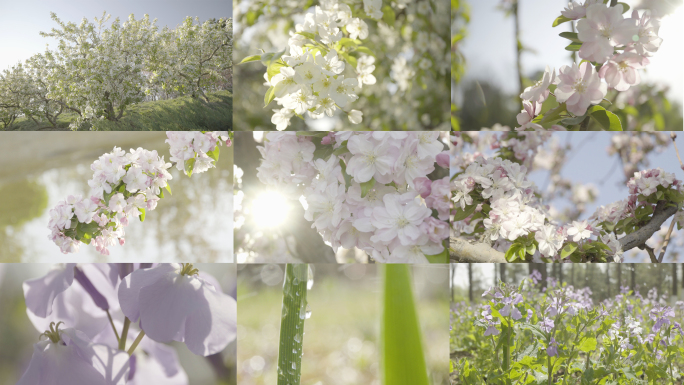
left=266, top=0, right=378, bottom=130
left=48, top=147, right=173, bottom=255
left=516, top=2, right=663, bottom=129
left=256, top=131, right=450, bottom=263
left=453, top=132, right=683, bottom=262
left=166, top=131, right=231, bottom=176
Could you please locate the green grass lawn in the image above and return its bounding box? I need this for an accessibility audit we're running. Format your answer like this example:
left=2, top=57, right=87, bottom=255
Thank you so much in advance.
left=5, top=90, right=232, bottom=131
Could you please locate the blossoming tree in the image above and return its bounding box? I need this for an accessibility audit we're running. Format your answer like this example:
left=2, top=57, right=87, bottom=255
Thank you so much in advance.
left=0, top=12, right=232, bottom=130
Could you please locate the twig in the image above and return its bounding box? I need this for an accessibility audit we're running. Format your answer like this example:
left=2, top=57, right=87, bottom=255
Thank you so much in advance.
left=639, top=244, right=658, bottom=263
left=657, top=218, right=677, bottom=263
left=671, top=132, right=683, bottom=169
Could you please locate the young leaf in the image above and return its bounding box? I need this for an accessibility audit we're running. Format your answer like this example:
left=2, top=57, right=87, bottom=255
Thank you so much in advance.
left=238, top=54, right=262, bottom=65
left=552, top=15, right=572, bottom=27
left=207, top=146, right=220, bottom=162
left=295, top=31, right=316, bottom=40
left=558, top=32, right=580, bottom=42
left=453, top=203, right=477, bottom=222
left=565, top=42, right=582, bottom=51
left=264, top=86, right=276, bottom=107
left=560, top=242, right=578, bottom=259
left=139, top=208, right=146, bottom=222
left=184, top=158, right=196, bottom=178
left=381, top=265, right=430, bottom=385
left=588, top=105, right=623, bottom=131
left=360, top=178, right=376, bottom=198
left=165, top=184, right=172, bottom=196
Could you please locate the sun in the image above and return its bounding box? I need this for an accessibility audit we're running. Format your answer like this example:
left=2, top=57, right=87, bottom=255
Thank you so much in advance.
left=251, top=191, right=291, bottom=229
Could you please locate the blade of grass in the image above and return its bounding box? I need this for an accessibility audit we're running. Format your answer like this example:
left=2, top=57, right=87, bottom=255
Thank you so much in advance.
left=381, top=265, right=430, bottom=385
left=277, top=264, right=309, bottom=385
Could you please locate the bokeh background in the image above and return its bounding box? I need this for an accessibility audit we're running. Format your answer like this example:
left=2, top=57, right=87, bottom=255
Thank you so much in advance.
left=233, top=0, right=450, bottom=131
left=237, top=264, right=449, bottom=385
left=0, top=263, right=237, bottom=385
left=451, top=0, right=683, bottom=131
left=0, top=132, right=233, bottom=262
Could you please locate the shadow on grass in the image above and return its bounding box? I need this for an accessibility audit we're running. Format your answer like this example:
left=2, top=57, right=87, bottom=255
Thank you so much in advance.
left=5, top=91, right=233, bottom=131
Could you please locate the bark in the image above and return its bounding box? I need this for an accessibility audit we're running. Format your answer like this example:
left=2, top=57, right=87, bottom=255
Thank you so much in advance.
left=616, top=264, right=622, bottom=290
left=500, top=264, right=507, bottom=285
left=630, top=264, right=636, bottom=295
left=672, top=263, right=678, bottom=297
left=450, top=237, right=507, bottom=263
left=618, top=201, right=678, bottom=253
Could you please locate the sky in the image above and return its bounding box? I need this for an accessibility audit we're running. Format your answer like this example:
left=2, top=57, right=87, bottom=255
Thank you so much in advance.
left=457, top=0, right=683, bottom=105
left=0, top=0, right=232, bottom=71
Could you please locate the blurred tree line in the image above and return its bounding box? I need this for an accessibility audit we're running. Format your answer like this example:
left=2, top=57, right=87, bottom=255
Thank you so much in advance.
left=452, top=264, right=684, bottom=303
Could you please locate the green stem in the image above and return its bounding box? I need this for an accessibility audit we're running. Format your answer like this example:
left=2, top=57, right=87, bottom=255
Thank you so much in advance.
left=548, top=354, right=553, bottom=385
left=106, top=310, right=120, bottom=344
left=127, top=330, right=145, bottom=355
left=503, top=315, right=511, bottom=372
left=277, top=264, right=309, bottom=385
left=118, top=317, right=131, bottom=351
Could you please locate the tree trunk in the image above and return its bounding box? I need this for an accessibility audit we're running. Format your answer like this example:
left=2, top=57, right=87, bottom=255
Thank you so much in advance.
left=672, top=263, right=678, bottom=297
left=606, top=265, right=611, bottom=299
left=468, top=264, right=473, bottom=303
left=558, top=264, right=563, bottom=285
left=631, top=264, right=636, bottom=295
left=451, top=264, right=456, bottom=302
left=617, top=264, right=622, bottom=291
left=500, top=264, right=507, bottom=285
left=540, top=264, right=547, bottom=290
left=571, top=264, right=575, bottom=286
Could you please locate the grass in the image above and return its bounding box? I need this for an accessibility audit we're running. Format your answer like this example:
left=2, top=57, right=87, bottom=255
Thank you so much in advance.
left=4, top=90, right=232, bottom=131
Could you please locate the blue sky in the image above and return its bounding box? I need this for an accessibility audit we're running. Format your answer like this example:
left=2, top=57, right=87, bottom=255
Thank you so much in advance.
left=457, top=0, right=683, bottom=105
left=0, top=0, right=231, bottom=71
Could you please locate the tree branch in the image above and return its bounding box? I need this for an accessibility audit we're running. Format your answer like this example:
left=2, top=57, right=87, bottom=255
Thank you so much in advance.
left=618, top=201, right=679, bottom=252
left=450, top=237, right=508, bottom=263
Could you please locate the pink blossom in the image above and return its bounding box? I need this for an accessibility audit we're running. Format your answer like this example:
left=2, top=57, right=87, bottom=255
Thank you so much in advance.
left=555, top=62, right=607, bottom=116
left=599, top=51, right=647, bottom=91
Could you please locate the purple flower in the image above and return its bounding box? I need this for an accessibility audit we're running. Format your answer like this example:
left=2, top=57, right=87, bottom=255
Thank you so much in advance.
left=17, top=324, right=129, bottom=385
left=484, top=325, right=500, bottom=336
left=546, top=338, right=558, bottom=357
left=540, top=317, right=555, bottom=333
left=118, top=264, right=237, bottom=356
left=525, top=309, right=533, bottom=322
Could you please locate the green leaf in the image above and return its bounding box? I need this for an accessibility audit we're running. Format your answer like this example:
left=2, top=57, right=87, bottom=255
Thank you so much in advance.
left=139, top=208, right=146, bottom=222
left=360, top=178, right=376, bottom=198
left=559, top=32, right=580, bottom=42
left=560, top=242, right=578, bottom=259
left=338, top=38, right=359, bottom=48
left=617, top=2, right=630, bottom=13
left=264, top=86, right=275, bottom=107
left=238, top=54, right=262, bottom=65
left=552, top=15, right=572, bottom=27
left=453, top=203, right=477, bottom=222
left=165, top=184, right=172, bottom=196
left=339, top=159, right=352, bottom=189
left=260, top=49, right=286, bottom=67
left=184, top=158, right=195, bottom=178
left=526, top=243, right=536, bottom=256
left=381, top=265, right=430, bottom=385
left=296, top=131, right=327, bottom=137
left=332, top=143, right=348, bottom=156
left=505, top=243, right=524, bottom=262
left=382, top=5, right=396, bottom=28
left=588, top=105, right=623, bottom=131
left=267, top=61, right=286, bottom=81
left=207, top=146, right=220, bottom=163
left=295, top=31, right=316, bottom=40
left=579, top=337, right=597, bottom=352
left=540, top=104, right=567, bottom=125
left=565, top=42, right=582, bottom=51
left=354, top=46, right=375, bottom=57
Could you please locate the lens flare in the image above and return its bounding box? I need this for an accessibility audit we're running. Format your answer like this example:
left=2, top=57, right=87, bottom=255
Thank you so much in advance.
left=251, top=191, right=290, bottom=229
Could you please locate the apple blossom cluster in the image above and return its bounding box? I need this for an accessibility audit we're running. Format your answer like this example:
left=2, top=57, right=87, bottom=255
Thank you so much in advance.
left=48, top=147, right=173, bottom=255
left=514, top=2, right=663, bottom=130
left=256, top=131, right=450, bottom=263
left=48, top=132, right=229, bottom=255
left=19, top=263, right=236, bottom=385
left=245, top=0, right=381, bottom=130
left=452, top=131, right=684, bottom=262
left=166, top=131, right=232, bottom=176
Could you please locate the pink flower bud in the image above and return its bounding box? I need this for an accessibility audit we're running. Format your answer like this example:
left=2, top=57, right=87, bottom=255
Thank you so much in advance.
left=414, top=177, right=432, bottom=198
left=321, top=132, right=335, bottom=145
left=119, top=238, right=125, bottom=246
left=436, top=152, right=450, bottom=168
